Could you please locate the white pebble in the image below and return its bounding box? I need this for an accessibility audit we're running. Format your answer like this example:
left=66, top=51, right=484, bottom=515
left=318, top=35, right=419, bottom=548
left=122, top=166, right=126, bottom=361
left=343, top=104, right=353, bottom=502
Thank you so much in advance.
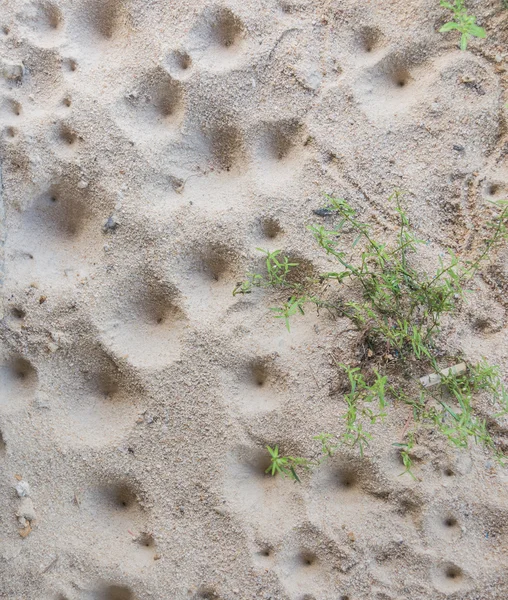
left=15, top=481, right=30, bottom=498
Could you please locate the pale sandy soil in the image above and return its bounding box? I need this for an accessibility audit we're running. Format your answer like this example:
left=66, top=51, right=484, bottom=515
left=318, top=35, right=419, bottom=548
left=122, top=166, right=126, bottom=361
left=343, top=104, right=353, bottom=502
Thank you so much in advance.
left=0, top=1, right=508, bottom=599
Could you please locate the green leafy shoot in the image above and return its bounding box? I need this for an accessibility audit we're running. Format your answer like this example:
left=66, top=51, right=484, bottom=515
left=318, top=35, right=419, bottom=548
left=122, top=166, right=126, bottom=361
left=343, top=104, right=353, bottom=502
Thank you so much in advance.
left=341, top=365, right=388, bottom=456
left=233, top=249, right=300, bottom=296
left=265, top=445, right=309, bottom=482
left=393, top=433, right=416, bottom=479
left=439, top=0, right=486, bottom=50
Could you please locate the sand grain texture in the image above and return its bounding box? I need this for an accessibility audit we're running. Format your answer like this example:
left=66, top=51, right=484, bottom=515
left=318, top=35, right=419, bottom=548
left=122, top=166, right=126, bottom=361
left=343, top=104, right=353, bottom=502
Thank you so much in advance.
left=0, top=0, right=508, bottom=598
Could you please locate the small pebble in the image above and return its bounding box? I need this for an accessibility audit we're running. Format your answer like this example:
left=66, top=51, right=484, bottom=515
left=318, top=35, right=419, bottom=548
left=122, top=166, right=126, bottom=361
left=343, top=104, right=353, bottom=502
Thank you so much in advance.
left=103, top=215, right=119, bottom=233
left=15, top=481, right=30, bottom=498
left=1, top=58, right=24, bottom=81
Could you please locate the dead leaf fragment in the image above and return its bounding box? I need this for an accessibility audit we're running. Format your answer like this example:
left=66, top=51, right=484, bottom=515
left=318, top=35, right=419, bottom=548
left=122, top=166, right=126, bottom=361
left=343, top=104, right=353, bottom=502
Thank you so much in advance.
left=19, top=523, right=32, bottom=538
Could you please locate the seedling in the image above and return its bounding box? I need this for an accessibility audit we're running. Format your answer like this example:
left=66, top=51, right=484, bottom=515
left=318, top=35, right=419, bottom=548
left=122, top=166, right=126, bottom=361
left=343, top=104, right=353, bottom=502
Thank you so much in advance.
left=439, top=0, right=486, bottom=50
left=265, top=445, right=308, bottom=482
left=393, top=433, right=417, bottom=479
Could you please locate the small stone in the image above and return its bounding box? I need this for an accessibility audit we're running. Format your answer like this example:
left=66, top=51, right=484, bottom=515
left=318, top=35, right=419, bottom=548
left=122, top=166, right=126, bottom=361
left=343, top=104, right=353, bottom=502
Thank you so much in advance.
left=15, top=480, right=30, bottom=498
left=1, top=58, right=25, bottom=81
left=103, top=215, right=119, bottom=233
left=453, top=144, right=464, bottom=152
left=77, top=180, right=89, bottom=189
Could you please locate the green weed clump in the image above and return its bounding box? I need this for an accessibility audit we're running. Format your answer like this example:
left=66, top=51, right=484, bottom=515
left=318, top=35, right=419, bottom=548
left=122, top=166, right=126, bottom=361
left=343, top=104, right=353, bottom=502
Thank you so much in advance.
left=234, top=194, right=508, bottom=480
left=439, top=0, right=486, bottom=50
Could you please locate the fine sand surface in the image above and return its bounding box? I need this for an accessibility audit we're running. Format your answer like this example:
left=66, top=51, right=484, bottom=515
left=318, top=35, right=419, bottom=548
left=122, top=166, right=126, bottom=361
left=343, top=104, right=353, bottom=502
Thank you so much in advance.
left=1, top=1, right=508, bottom=599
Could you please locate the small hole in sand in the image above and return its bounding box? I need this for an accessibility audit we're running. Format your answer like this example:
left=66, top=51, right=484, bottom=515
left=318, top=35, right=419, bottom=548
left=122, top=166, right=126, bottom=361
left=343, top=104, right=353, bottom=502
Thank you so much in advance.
left=106, top=483, right=137, bottom=510
left=207, top=122, right=244, bottom=172
left=256, top=546, right=272, bottom=559
left=474, top=316, right=491, bottom=331
left=37, top=2, right=63, bottom=30
left=103, top=585, right=134, bottom=600
left=489, top=184, right=500, bottom=196
left=444, top=517, right=458, bottom=528
left=37, top=182, right=88, bottom=239
left=136, top=532, right=155, bottom=548
left=15, top=361, right=29, bottom=379
left=165, top=51, right=193, bottom=77
left=129, top=70, right=184, bottom=125
left=299, top=551, right=317, bottom=567
left=6, top=127, right=17, bottom=138
left=197, top=587, right=220, bottom=600
left=358, top=26, right=383, bottom=54
left=0, top=357, right=38, bottom=405
left=444, top=468, right=454, bottom=477
left=280, top=2, right=295, bottom=13
left=49, top=5, right=61, bottom=29
left=63, top=97, right=71, bottom=107
left=11, top=307, right=25, bottom=320
left=445, top=565, right=462, bottom=580
left=261, top=217, right=283, bottom=239
left=200, top=245, right=236, bottom=282
left=261, top=119, right=303, bottom=163
left=177, top=51, right=192, bottom=70
left=283, top=255, right=315, bottom=285
left=391, top=68, right=411, bottom=89
left=336, top=468, right=357, bottom=490
left=251, top=361, right=268, bottom=387
left=211, top=8, right=244, bottom=48
left=94, top=0, right=125, bottom=39
left=59, top=124, right=78, bottom=146
left=97, top=372, right=120, bottom=398
left=158, top=80, right=183, bottom=118
left=64, top=58, right=77, bottom=72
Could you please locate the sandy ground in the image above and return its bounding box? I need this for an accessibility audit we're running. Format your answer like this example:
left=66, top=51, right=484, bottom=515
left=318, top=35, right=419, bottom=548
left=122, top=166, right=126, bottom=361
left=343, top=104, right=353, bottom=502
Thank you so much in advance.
left=0, top=0, right=508, bottom=598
